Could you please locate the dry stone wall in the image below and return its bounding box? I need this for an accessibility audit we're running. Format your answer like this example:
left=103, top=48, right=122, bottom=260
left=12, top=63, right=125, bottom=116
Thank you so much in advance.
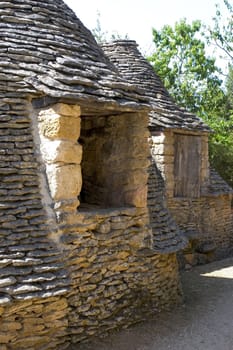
left=0, top=296, right=68, bottom=350
left=169, top=195, right=233, bottom=263
left=0, top=101, right=183, bottom=349
left=0, top=2, right=186, bottom=348
left=0, top=98, right=70, bottom=349
left=61, top=207, right=181, bottom=345
left=150, top=129, right=233, bottom=263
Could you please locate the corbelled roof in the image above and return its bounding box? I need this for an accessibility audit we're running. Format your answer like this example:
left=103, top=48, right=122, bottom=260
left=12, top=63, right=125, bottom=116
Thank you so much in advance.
left=0, top=1, right=151, bottom=305
left=208, top=168, right=233, bottom=195
left=102, top=40, right=211, bottom=131
left=0, top=1, right=149, bottom=114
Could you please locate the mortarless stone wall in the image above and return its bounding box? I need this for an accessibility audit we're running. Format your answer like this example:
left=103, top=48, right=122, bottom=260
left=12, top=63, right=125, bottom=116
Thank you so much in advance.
left=150, top=129, right=233, bottom=263
left=62, top=208, right=181, bottom=345
left=0, top=103, right=183, bottom=349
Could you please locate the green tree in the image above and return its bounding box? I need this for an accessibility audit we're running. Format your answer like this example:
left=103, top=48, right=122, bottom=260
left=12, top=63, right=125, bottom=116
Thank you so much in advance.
left=148, top=16, right=233, bottom=187
left=207, top=0, right=233, bottom=62
left=207, top=0, right=233, bottom=187
left=226, top=65, right=233, bottom=110
left=149, top=19, right=224, bottom=117
left=208, top=65, right=233, bottom=187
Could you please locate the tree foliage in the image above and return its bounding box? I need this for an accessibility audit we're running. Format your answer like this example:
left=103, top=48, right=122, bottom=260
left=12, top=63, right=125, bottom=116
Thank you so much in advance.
left=149, top=5, right=233, bottom=187
left=207, top=0, right=233, bottom=62
left=149, top=19, right=224, bottom=117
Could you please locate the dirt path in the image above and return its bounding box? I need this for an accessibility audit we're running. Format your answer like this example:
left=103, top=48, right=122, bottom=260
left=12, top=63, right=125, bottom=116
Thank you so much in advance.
left=71, top=257, right=233, bottom=350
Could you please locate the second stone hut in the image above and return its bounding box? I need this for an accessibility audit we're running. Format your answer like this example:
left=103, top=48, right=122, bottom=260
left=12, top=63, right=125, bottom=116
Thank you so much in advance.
left=102, top=40, right=233, bottom=265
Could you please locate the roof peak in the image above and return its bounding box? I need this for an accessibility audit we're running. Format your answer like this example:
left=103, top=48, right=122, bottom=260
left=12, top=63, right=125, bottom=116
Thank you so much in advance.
left=102, top=40, right=138, bottom=47
left=0, top=1, right=149, bottom=112
left=102, top=40, right=210, bottom=132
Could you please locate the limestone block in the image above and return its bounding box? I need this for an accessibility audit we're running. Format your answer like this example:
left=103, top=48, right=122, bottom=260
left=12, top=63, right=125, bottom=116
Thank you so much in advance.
left=52, top=103, right=81, bottom=117
left=125, top=169, right=148, bottom=187
left=46, top=163, right=82, bottom=200
left=41, top=140, right=82, bottom=164
left=38, top=112, right=81, bottom=141
left=124, top=186, right=147, bottom=208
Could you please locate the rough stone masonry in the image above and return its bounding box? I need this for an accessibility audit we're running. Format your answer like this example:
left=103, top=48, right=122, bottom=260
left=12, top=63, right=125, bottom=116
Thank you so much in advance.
left=0, top=1, right=187, bottom=349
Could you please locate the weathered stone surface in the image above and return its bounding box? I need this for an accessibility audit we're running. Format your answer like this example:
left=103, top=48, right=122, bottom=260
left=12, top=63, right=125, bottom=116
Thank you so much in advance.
left=46, top=163, right=82, bottom=201
left=41, top=140, right=82, bottom=165
left=0, top=1, right=212, bottom=349
left=0, top=277, right=17, bottom=288
left=38, top=112, right=81, bottom=141
left=52, top=103, right=81, bottom=118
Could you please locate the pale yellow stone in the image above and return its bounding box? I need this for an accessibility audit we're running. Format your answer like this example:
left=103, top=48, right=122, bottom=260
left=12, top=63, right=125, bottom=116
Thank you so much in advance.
left=0, top=307, right=4, bottom=316
left=116, top=251, right=130, bottom=259
left=46, top=163, right=82, bottom=200
left=13, top=336, right=50, bottom=348
left=42, top=309, right=66, bottom=322
left=1, top=322, right=22, bottom=332
left=41, top=140, right=82, bottom=164
left=52, top=103, right=81, bottom=117
left=23, top=317, right=44, bottom=326
left=0, top=334, right=15, bottom=343
left=126, top=169, right=147, bottom=187
left=39, top=113, right=81, bottom=141
left=124, top=186, right=147, bottom=208
left=79, top=284, right=96, bottom=293
left=23, top=324, right=45, bottom=334
left=109, top=263, right=129, bottom=272
left=45, top=298, right=67, bottom=312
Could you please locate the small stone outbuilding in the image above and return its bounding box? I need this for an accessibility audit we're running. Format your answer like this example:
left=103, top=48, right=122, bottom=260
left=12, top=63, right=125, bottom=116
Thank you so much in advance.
left=102, top=40, right=233, bottom=265
left=0, top=1, right=186, bottom=349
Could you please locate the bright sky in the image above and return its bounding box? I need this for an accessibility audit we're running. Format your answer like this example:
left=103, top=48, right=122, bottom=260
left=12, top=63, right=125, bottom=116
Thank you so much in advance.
left=64, top=0, right=221, bottom=54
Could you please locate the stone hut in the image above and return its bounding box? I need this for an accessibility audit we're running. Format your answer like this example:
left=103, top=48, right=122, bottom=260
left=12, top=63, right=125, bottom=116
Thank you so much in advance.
left=102, top=40, right=233, bottom=264
left=0, top=2, right=187, bottom=348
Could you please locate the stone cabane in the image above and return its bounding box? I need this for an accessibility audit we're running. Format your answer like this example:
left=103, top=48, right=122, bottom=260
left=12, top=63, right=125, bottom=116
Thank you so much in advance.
left=0, top=1, right=186, bottom=349
left=102, top=40, right=233, bottom=265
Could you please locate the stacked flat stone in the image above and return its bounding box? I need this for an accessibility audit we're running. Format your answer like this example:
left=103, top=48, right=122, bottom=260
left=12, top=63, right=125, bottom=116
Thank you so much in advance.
left=0, top=95, right=70, bottom=307
left=148, top=161, right=187, bottom=253
left=0, top=2, right=187, bottom=347
left=102, top=40, right=211, bottom=132
left=208, top=168, right=233, bottom=195
left=0, top=1, right=151, bottom=309
left=0, top=1, right=149, bottom=113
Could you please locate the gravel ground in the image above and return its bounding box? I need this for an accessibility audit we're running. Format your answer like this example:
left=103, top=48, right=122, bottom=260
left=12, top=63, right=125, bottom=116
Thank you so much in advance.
left=71, top=257, right=233, bottom=350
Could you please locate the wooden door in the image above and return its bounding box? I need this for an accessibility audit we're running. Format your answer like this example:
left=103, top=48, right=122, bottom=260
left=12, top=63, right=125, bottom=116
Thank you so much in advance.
left=174, top=134, right=201, bottom=197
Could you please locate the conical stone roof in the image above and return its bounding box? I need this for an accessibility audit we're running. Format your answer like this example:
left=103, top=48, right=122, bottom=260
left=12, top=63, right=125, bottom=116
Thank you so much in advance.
left=0, top=2, right=151, bottom=305
left=102, top=40, right=210, bottom=131
left=0, top=1, right=149, bottom=114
